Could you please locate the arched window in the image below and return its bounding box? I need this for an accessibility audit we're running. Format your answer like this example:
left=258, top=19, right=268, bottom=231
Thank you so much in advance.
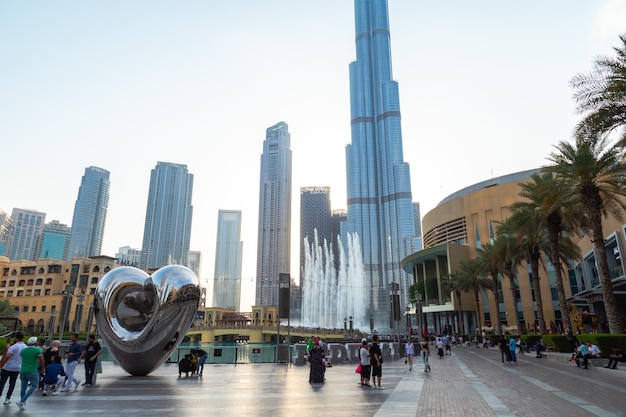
left=9, top=280, right=15, bottom=287
left=38, top=268, right=44, bottom=274
left=11, top=269, right=17, bottom=275
left=46, top=278, right=53, bottom=285
left=36, top=278, right=43, bottom=285
left=104, top=266, right=111, bottom=272
left=27, top=279, right=34, bottom=286
left=18, top=280, right=25, bottom=286
left=93, top=265, right=100, bottom=272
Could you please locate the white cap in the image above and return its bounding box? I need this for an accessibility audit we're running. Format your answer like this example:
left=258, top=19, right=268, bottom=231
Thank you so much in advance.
left=27, top=337, right=38, bottom=345
left=361, top=338, right=367, bottom=343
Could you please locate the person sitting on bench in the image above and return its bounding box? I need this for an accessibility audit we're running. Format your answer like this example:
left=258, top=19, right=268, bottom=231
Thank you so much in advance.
left=604, top=346, right=624, bottom=369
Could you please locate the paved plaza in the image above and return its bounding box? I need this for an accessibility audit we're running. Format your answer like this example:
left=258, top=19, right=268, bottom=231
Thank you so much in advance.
left=2, top=346, right=625, bottom=416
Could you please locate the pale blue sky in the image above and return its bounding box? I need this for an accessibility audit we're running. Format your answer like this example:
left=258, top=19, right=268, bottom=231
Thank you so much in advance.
left=1, top=1, right=624, bottom=309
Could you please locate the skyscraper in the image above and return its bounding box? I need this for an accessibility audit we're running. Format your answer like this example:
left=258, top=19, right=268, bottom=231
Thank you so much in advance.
left=35, top=220, right=71, bottom=260
left=255, top=122, right=292, bottom=307
left=0, top=209, right=12, bottom=256
left=140, top=162, right=194, bottom=270
left=344, top=0, right=416, bottom=331
left=7, top=208, right=45, bottom=261
left=213, top=210, right=243, bottom=311
left=300, top=187, right=332, bottom=279
left=67, top=166, right=110, bottom=260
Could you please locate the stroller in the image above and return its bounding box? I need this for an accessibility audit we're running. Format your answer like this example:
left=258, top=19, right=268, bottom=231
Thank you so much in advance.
left=178, top=354, right=195, bottom=377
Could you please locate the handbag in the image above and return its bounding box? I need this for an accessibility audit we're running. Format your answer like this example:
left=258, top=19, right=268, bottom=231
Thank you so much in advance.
left=355, top=363, right=362, bottom=374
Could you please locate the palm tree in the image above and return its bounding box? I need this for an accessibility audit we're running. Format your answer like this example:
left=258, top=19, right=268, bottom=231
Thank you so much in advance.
left=548, top=134, right=626, bottom=333
left=493, top=225, right=523, bottom=334
left=571, top=34, right=626, bottom=144
left=514, top=171, right=582, bottom=333
left=507, top=205, right=548, bottom=334
left=0, top=300, right=17, bottom=318
left=476, top=242, right=503, bottom=334
left=441, top=273, right=465, bottom=335
left=454, top=258, right=495, bottom=336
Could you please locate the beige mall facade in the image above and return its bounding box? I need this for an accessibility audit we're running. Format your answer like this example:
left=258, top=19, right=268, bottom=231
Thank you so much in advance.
left=0, top=255, right=117, bottom=338
left=401, top=168, right=626, bottom=336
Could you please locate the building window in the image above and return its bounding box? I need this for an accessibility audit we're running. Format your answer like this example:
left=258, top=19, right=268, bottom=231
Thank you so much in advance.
left=22, top=306, right=28, bottom=312
left=31, top=306, right=36, bottom=312
left=17, top=290, right=23, bottom=296
left=25, top=290, right=32, bottom=296
left=0, top=281, right=5, bottom=287
left=34, top=289, right=41, bottom=296
left=36, top=278, right=43, bottom=285
left=7, top=290, right=13, bottom=296
left=27, top=279, right=33, bottom=286
left=91, top=277, right=98, bottom=284
left=44, top=289, right=50, bottom=295
left=41, top=306, right=46, bottom=312
left=38, top=268, right=44, bottom=274
left=89, top=288, right=96, bottom=294
left=93, top=265, right=100, bottom=272
left=9, top=280, right=15, bottom=287
left=18, top=280, right=25, bottom=286
left=46, top=278, right=53, bottom=285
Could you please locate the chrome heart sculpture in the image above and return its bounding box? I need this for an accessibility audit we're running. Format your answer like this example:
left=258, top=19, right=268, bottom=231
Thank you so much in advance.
left=95, top=265, right=201, bottom=376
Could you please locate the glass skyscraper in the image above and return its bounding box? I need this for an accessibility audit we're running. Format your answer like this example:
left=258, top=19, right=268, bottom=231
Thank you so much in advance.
left=67, top=166, right=110, bottom=260
left=7, top=208, right=45, bottom=261
left=344, top=0, right=416, bottom=331
left=140, top=161, right=194, bottom=270
left=300, top=186, right=332, bottom=278
left=36, top=220, right=71, bottom=260
left=213, top=210, right=243, bottom=311
left=255, top=122, right=292, bottom=307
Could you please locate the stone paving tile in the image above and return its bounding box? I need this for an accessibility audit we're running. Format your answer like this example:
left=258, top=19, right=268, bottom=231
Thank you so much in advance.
left=2, top=348, right=624, bottom=416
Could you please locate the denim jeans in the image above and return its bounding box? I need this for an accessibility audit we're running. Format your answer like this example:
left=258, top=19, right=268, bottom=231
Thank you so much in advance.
left=19, top=372, right=39, bottom=402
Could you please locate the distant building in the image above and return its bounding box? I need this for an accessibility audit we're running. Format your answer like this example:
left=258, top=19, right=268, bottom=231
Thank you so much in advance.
left=187, top=251, right=202, bottom=279
left=7, top=208, right=46, bottom=261
left=331, top=209, right=347, bottom=272
left=67, top=166, right=110, bottom=260
left=115, top=246, right=141, bottom=267
left=35, top=220, right=71, bottom=261
left=255, top=122, right=292, bottom=307
left=213, top=210, right=243, bottom=311
left=140, top=162, right=194, bottom=270
left=300, top=186, right=332, bottom=278
left=0, top=209, right=12, bottom=256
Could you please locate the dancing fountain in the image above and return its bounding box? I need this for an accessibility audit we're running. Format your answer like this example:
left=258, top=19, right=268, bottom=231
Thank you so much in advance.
left=300, top=230, right=367, bottom=331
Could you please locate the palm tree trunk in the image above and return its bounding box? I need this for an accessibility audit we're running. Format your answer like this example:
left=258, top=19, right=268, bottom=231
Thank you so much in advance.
left=547, top=220, right=572, bottom=332
left=506, top=268, right=522, bottom=334
left=456, top=290, right=464, bottom=334
left=474, top=290, right=482, bottom=335
left=490, top=268, right=501, bottom=335
left=588, top=204, right=621, bottom=333
left=530, top=251, right=547, bottom=334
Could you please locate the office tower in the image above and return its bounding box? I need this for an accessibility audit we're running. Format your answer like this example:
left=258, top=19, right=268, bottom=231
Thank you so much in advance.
left=67, top=166, right=110, bottom=260
left=213, top=210, right=243, bottom=311
left=7, top=208, right=46, bottom=261
left=35, top=220, right=71, bottom=260
left=300, top=187, right=332, bottom=278
left=115, top=246, right=142, bottom=266
left=344, top=0, right=416, bottom=330
left=187, top=251, right=202, bottom=278
left=140, top=162, right=194, bottom=270
left=255, top=122, right=292, bottom=306
left=331, top=209, right=347, bottom=272
left=0, top=209, right=11, bottom=256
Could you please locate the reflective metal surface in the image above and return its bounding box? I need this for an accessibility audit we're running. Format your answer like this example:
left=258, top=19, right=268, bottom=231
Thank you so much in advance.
left=95, top=265, right=201, bottom=376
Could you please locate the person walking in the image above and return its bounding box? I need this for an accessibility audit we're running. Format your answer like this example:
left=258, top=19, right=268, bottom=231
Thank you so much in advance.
left=62, top=333, right=82, bottom=392
left=0, top=332, right=26, bottom=405
left=499, top=336, right=511, bottom=364
left=509, top=336, right=517, bottom=364
left=80, top=335, right=102, bottom=386
left=405, top=339, right=415, bottom=371
left=369, top=334, right=384, bottom=389
left=421, top=338, right=431, bottom=372
left=16, top=337, right=45, bottom=411
left=359, top=339, right=371, bottom=386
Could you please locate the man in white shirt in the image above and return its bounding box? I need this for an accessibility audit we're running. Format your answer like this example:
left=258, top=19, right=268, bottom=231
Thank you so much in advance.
left=588, top=343, right=602, bottom=358
left=0, top=332, right=27, bottom=404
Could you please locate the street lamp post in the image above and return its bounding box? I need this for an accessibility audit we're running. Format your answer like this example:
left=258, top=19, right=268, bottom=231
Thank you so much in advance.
left=47, top=310, right=57, bottom=341
left=59, top=285, right=74, bottom=342
left=74, top=294, right=85, bottom=333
